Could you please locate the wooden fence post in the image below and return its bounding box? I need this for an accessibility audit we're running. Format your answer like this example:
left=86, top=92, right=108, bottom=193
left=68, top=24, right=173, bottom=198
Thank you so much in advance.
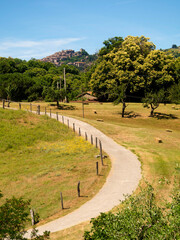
left=77, top=181, right=80, bottom=197
left=95, top=137, right=98, bottom=148
left=79, top=128, right=81, bottom=136
left=99, top=140, right=104, bottom=166
left=67, top=119, right=69, bottom=128
left=56, top=112, right=59, bottom=121
left=85, top=132, right=88, bottom=141
left=73, top=123, right=75, bottom=132
left=45, top=107, right=46, bottom=115
left=30, top=103, right=32, bottom=112
left=91, top=135, right=93, bottom=145
left=60, top=192, right=64, bottom=210
left=96, top=162, right=99, bottom=175
left=62, top=116, right=64, bottom=124
left=30, top=209, right=35, bottom=226
left=3, top=99, right=5, bottom=109
left=37, top=105, right=40, bottom=115
left=50, top=109, right=51, bottom=118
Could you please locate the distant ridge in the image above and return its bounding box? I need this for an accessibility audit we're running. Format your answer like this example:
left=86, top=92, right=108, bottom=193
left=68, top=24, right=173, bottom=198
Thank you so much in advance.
left=161, top=45, right=180, bottom=58
left=40, top=49, right=97, bottom=70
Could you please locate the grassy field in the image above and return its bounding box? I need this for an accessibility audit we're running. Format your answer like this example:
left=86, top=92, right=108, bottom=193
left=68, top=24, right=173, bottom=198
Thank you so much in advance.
left=0, top=108, right=110, bottom=226
left=1, top=101, right=180, bottom=239
left=30, top=101, right=179, bottom=240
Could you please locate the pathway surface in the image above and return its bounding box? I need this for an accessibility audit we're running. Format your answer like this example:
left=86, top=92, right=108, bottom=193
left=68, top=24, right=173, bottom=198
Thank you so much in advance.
left=24, top=112, right=141, bottom=238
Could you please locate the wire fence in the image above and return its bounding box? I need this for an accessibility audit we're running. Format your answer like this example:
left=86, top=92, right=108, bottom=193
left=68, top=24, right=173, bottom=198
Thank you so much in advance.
left=0, top=99, right=60, bottom=116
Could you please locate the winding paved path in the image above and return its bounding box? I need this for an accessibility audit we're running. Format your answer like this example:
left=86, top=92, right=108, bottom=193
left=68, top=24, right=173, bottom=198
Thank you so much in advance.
left=24, top=112, right=141, bottom=238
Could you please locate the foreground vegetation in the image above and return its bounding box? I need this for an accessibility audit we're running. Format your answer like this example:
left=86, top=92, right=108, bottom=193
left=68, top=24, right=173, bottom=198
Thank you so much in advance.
left=0, top=108, right=110, bottom=225
left=84, top=183, right=180, bottom=239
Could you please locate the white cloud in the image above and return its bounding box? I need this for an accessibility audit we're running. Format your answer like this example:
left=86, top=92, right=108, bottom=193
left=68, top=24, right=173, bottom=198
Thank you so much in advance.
left=0, top=37, right=85, bottom=60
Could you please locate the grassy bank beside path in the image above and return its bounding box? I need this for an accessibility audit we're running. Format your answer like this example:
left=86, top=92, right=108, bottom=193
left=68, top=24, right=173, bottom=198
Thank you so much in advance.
left=0, top=108, right=110, bottom=224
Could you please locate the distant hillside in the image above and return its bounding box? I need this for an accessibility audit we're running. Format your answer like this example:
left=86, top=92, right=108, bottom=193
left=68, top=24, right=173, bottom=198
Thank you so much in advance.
left=41, top=49, right=98, bottom=70
left=162, top=45, right=180, bottom=58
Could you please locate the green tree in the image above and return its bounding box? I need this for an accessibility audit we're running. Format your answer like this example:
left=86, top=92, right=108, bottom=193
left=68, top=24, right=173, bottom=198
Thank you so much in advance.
left=142, top=50, right=175, bottom=116
left=91, top=36, right=176, bottom=117
left=0, top=193, right=50, bottom=240
left=174, top=57, right=180, bottom=82
left=168, top=82, right=180, bottom=104
left=84, top=184, right=180, bottom=240
left=98, top=36, right=124, bottom=56
left=90, top=36, right=155, bottom=115
left=142, top=90, right=166, bottom=116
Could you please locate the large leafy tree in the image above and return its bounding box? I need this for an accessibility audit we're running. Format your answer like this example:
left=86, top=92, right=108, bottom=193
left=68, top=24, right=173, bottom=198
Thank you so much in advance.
left=90, top=36, right=176, bottom=117
left=90, top=36, right=155, bottom=116
left=142, top=50, right=175, bottom=116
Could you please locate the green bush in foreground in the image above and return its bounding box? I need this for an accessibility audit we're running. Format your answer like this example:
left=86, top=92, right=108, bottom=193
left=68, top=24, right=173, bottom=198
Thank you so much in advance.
left=0, top=191, right=50, bottom=240
left=84, top=184, right=180, bottom=240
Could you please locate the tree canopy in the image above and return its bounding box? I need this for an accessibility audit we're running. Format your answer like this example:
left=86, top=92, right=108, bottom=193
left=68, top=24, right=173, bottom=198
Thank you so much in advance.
left=0, top=57, right=87, bottom=102
left=90, top=35, right=178, bottom=116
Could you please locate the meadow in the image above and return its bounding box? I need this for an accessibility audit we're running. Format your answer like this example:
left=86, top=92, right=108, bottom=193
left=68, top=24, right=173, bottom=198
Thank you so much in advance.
left=1, top=101, right=180, bottom=239
left=34, top=101, right=180, bottom=240
left=0, top=108, right=110, bottom=226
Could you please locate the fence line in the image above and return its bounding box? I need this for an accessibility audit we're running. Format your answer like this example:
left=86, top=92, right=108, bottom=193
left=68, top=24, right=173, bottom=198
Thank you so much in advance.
left=0, top=99, right=107, bottom=220
left=1, top=99, right=105, bottom=165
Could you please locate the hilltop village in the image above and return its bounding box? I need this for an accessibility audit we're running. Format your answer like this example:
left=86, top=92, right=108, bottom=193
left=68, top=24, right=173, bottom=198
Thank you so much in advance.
left=41, top=49, right=97, bottom=69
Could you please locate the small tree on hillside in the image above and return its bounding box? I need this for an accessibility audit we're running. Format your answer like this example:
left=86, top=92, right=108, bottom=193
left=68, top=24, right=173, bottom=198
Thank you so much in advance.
left=142, top=90, right=166, bottom=117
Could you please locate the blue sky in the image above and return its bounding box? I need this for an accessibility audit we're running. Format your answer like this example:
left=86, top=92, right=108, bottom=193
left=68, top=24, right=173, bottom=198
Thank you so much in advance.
left=0, top=0, right=179, bottom=60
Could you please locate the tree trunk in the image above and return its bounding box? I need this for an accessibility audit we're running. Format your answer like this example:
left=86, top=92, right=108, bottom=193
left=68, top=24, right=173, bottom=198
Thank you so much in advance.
left=122, top=101, right=126, bottom=118
left=150, top=104, right=155, bottom=117
left=57, top=100, right=59, bottom=108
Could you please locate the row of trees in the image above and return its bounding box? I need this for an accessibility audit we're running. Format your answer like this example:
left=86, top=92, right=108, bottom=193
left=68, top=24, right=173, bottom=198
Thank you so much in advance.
left=0, top=57, right=88, bottom=103
left=0, top=36, right=179, bottom=115
left=90, top=36, right=180, bottom=116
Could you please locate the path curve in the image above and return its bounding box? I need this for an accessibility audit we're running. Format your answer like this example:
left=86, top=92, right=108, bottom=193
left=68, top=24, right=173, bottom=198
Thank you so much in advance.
left=25, top=112, right=141, bottom=238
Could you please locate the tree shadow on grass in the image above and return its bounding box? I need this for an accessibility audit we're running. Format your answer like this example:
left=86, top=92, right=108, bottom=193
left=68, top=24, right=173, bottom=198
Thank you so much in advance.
left=117, top=111, right=141, bottom=118
left=58, top=104, right=76, bottom=110
left=153, top=112, right=178, bottom=119
left=49, top=104, right=76, bottom=110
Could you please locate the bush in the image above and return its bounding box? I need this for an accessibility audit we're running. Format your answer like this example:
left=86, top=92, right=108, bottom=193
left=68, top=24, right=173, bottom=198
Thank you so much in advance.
left=0, top=193, right=50, bottom=240
left=84, top=184, right=180, bottom=240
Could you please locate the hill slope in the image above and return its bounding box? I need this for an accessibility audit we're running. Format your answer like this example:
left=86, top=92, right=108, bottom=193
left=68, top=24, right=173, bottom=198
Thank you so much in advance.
left=162, top=45, right=180, bottom=58
left=0, top=109, right=109, bottom=223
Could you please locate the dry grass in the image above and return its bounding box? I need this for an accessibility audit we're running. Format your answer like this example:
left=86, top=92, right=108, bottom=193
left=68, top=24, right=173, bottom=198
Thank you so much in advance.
left=0, top=108, right=110, bottom=227
left=32, top=101, right=180, bottom=240
left=1, top=101, right=180, bottom=239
